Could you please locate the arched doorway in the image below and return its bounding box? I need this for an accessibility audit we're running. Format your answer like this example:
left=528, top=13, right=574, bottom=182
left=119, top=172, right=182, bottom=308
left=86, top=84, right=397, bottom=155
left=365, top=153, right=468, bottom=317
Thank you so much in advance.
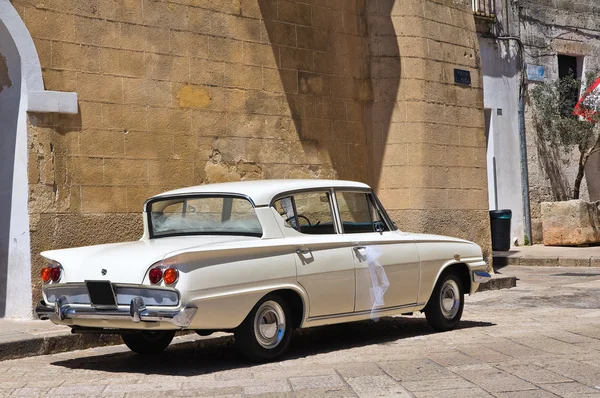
left=0, top=1, right=77, bottom=318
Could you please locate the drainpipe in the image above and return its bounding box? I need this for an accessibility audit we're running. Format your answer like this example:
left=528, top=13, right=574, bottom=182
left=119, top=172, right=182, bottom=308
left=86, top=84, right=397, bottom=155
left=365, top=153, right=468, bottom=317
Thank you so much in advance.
left=495, top=36, right=533, bottom=245
left=518, top=93, right=533, bottom=245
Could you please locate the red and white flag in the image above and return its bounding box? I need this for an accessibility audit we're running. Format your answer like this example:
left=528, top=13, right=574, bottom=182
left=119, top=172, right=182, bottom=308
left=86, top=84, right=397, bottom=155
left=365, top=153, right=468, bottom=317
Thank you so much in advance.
left=574, top=76, right=600, bottom=122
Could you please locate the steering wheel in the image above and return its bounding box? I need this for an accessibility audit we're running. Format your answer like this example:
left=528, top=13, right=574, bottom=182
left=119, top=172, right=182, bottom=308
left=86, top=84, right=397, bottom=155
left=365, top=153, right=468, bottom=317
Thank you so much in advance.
left=285, top=215, right=312, bottom=226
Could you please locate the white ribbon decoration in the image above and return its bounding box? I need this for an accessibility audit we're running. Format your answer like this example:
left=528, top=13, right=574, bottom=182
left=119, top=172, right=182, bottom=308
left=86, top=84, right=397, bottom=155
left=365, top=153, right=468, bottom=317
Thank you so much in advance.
left=365, top=246, right=390, bottom=321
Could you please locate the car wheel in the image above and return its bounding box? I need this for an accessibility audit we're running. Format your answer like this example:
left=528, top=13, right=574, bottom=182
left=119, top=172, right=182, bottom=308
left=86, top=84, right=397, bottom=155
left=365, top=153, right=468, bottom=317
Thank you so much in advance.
left=234, top=294, right=292, bottom=362
left=424, top=272, right=464, bottom=332
left=121, top=330, right=176, bottom=354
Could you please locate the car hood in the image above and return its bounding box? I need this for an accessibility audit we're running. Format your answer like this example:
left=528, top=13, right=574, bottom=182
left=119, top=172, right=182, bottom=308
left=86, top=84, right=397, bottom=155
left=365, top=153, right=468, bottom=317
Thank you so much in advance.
left=41, top=235, right=259, bottom=284
left=409, top=233, right=483, bottom=259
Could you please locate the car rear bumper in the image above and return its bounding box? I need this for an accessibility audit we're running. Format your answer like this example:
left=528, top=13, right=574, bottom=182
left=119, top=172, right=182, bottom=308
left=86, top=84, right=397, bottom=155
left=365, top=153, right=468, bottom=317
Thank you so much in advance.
left=36, top=296, right=197, bottom=328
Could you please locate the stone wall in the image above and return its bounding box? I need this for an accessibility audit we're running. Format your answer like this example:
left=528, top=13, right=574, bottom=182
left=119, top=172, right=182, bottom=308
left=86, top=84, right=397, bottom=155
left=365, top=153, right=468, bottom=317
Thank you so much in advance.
left=10, top=0, right=491, bottom=304
left=514, top=0, right=600, bottom=242
left=366, top=0, right=491, bottom=257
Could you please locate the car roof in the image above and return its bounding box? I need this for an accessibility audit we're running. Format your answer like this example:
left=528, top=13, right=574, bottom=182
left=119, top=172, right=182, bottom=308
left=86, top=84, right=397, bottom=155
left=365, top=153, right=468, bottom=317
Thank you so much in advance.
left=151, top=179, right=372, bottom=206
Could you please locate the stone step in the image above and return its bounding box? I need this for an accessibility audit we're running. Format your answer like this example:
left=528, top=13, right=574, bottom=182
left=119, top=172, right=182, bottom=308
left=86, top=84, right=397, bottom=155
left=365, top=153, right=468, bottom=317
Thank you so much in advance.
left=476, top=274, right=517, bottom=292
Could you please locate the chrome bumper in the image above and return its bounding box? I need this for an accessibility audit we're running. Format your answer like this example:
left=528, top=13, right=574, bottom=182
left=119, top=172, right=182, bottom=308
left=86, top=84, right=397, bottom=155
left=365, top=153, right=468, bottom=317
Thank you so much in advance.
left=36, top=296, right=197, bottom=328
left=473, top=271, right=492, bottom=284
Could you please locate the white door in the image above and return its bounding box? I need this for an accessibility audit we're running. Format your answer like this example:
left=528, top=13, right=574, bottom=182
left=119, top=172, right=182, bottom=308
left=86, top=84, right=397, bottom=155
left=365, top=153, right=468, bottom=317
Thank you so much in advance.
left=273, top=191, right=355, bottom=318
left=334, top=191, right=421, bottom=313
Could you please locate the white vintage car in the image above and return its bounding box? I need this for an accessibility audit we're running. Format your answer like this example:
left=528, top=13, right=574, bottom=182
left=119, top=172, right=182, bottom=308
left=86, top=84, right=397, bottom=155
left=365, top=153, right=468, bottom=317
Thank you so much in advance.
left=36, top=179, right=490, bottom=361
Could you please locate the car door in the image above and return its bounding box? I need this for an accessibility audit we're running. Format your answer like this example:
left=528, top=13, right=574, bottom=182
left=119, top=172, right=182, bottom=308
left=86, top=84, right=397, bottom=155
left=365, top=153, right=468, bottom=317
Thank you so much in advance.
left=272, top=191, right=355, bottom=318
left=334, top=191, right=421, bottom=313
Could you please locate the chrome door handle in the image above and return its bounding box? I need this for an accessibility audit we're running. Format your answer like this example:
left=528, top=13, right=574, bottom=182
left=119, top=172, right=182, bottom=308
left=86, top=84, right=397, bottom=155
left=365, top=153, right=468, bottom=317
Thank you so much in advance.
left=353, top=246, right=367, bottom=256
left=296, top=248, right=310, bottom=255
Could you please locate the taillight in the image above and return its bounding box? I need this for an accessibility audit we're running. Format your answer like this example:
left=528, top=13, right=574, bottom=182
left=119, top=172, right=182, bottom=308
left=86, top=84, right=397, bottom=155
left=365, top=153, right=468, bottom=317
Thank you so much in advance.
left=41, top=267, right=52, bottom=283
left=149, top=267, right=163, bottom=284
left=163, top=268, right=179, bottom=285
left=41, top=264, right=62, bottom=283
left=50, top=266, right=62, bottom=282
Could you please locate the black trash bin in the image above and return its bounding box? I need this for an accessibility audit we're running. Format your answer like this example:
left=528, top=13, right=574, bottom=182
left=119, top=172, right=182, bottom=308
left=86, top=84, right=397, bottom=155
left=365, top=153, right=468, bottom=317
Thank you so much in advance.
left=489, top=209, right=512, bottom=251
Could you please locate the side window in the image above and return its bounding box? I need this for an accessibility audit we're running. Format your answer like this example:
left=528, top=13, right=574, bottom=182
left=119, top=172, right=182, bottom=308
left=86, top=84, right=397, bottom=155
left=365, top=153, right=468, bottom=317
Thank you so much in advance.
left=367, top=194, right=391, bottom=232
left=336, top=192, right=390, bottom=234
left=273, top=192, right=336, bottom=235
left=273, top=197, right=296, bottom=229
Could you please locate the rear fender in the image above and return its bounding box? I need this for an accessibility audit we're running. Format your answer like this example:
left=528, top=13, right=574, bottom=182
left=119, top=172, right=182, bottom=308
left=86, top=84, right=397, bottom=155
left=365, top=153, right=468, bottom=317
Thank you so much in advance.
left=186, top=283, right=309, bottom=330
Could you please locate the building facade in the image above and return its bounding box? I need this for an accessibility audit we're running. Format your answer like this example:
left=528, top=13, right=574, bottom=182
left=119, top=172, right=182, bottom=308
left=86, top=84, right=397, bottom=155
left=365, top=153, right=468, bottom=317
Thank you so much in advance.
left=477, top=0, right=600, bottom=244
left=0, top=0, right=490, bottom=318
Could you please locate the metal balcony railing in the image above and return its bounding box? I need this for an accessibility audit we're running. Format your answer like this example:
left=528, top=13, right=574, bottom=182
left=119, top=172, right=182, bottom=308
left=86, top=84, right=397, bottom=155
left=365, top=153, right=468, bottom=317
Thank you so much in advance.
left=472, top=0, right=496, bottom=19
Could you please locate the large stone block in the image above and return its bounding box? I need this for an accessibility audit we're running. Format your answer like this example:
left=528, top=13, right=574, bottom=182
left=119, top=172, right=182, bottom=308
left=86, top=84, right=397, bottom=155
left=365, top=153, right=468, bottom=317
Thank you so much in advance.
left=541, top=200, right=600, bottom=246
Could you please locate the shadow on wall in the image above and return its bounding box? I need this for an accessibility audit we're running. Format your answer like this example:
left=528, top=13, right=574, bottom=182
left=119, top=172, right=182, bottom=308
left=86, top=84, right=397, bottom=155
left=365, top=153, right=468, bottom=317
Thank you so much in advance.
left=258, top=0, right=400, bottom=187
left=586, top=151, right=600, bottom=201
left=0, top=20, right=21, bottom=318
left=533, top=122, right=571, bottom=202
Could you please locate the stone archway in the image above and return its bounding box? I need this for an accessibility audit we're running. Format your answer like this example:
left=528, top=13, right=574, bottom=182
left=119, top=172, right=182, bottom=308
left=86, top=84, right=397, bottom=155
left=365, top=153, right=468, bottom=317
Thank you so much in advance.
left=0, top=0, right=77, bottom=318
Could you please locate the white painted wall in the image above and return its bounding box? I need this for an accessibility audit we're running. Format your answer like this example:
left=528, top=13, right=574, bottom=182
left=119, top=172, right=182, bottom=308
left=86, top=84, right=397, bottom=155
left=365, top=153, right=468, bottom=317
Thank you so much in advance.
left=479, top=37, right=525, bottom=245
left=0, top=19, right=31, bottom=318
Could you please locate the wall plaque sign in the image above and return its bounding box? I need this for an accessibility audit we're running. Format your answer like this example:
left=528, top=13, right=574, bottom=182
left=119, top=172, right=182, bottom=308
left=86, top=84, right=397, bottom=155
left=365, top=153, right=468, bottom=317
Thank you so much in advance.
left=454, top=69, right=471, bottom=86
left=527, top=64, right=546, bottom=82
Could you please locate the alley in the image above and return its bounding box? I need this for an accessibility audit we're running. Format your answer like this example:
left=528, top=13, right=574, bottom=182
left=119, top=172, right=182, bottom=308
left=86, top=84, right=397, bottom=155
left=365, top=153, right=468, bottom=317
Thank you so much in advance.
left=1, top=266, right=600, bottom=397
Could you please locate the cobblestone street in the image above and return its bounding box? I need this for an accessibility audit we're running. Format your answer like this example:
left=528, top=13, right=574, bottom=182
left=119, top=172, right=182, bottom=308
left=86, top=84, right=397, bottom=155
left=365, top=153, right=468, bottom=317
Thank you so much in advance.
left=2, top=266, right=600, bottom=398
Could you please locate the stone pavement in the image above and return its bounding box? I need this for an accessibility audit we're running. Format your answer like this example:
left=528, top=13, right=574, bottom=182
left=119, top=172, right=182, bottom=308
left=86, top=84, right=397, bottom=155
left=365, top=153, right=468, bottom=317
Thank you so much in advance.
left=0, top=265, right=599, bottom=397
left=494, top=244, right=600, bottom=267
left=0, top=276, right=516, bottom=362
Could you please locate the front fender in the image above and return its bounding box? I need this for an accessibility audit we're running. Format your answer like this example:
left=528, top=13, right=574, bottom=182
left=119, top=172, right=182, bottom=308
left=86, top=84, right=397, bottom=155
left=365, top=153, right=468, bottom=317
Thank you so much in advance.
left=418, top=257, right=487, bottom=306
left=433, top=258, right=487, bottom=295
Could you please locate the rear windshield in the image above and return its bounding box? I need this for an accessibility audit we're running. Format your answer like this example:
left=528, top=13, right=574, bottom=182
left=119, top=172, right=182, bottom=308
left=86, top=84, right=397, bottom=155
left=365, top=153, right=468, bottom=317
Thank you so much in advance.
left=148, top=196, right=262, bottom=238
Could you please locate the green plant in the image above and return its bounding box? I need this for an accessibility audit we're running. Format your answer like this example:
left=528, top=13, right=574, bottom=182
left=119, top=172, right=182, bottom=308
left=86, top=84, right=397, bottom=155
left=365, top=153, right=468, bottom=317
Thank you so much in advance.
left=530, top=72, right=600, bottom=199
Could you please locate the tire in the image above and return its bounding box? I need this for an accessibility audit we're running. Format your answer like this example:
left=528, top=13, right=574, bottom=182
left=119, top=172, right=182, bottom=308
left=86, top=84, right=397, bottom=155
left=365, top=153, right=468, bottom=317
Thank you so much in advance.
left=121, top=330, right=176, bottom=354
left=234, top=293, right=293, bottom=362
left=424, top=272, right=464, bottom=332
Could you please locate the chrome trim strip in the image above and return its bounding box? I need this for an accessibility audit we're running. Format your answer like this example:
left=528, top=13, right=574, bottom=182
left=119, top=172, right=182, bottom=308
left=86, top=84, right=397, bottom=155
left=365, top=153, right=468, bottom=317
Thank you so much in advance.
left=307, top=302, right=425, bottom=322
left=43, top=283, right=181, bottom=307
left=45, top=282, right=180, bottom=293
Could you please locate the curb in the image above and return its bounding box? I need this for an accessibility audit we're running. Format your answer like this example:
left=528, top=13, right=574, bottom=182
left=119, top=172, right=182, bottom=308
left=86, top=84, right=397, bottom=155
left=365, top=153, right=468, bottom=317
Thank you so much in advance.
left=476, top=275, right=517, bottom=292
left=0, top=333, right=122, bottom=362
left=493, top=255, right=600, bottom=267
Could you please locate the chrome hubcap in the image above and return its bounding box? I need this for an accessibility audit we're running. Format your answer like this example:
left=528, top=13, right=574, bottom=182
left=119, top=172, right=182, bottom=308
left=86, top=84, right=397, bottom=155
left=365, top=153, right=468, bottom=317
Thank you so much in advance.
left=254, top=301, right=286, bottom=349
left=440, top=280, right=460, bottom=319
